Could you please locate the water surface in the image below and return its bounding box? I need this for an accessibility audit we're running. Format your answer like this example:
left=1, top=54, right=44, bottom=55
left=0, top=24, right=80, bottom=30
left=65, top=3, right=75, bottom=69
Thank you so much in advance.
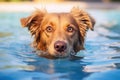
left=0, top=10, right=120, bottom=80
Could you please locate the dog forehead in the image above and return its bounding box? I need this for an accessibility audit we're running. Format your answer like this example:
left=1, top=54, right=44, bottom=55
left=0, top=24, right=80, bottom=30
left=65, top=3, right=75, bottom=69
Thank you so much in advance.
left=46, top=13, right=70, bottom=19
left=44, top=13, right=76, bottom=24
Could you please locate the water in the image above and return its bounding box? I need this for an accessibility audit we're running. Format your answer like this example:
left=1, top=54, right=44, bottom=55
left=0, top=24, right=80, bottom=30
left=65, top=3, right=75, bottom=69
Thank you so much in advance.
left=0, top=10, right=120, bottom=80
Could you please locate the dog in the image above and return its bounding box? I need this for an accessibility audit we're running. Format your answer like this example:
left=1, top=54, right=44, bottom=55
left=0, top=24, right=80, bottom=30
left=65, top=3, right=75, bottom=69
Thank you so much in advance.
left=20, top=7, right=95, bottom=59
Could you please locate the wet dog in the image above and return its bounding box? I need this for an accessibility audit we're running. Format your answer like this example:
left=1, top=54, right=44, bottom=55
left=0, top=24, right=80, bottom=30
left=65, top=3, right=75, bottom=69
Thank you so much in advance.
left=20, top=7, right=95, bottom=59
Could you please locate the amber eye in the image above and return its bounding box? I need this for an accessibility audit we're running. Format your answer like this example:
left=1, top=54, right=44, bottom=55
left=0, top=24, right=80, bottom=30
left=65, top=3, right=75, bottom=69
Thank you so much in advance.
left=46, top=26, right=53, bottom=32
left=67, top=26, right=74, bottom=32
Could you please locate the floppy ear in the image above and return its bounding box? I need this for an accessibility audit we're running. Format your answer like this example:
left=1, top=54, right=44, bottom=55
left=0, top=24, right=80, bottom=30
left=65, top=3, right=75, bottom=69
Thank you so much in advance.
left=20, top=9, right=47, bottom=36
left=71, top=7, right=95, bottom=51
left=20, top=9, right=48, bottom=51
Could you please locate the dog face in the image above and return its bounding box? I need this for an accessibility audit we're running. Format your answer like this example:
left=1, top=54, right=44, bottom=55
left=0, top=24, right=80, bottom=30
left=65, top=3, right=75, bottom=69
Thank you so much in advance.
left=20, top=7, right=95, bottom=58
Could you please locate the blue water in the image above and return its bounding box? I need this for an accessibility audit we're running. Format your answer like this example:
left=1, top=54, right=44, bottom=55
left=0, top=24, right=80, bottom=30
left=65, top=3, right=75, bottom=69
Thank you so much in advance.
left=0, top=10, right=120, bottom=80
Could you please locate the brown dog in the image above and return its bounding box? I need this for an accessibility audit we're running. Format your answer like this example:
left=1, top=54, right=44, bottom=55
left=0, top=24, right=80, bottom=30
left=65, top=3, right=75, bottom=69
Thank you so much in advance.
left=20, top=7, right=95, bottom=59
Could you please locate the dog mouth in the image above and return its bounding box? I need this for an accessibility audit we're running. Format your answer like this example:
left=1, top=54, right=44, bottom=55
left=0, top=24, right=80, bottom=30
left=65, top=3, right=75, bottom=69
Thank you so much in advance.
left=54, top=50, right=76, bottom=57
left=36, top=50, right=76, bottom=59
left=54, top=51, right=67, bottom=58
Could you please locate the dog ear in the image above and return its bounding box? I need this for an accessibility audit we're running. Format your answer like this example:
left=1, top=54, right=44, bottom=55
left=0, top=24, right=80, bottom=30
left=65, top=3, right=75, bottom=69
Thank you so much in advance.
left=71, top=7, right=95, bottom=31
left=20, top=9, right=48, bottom=51
left=71, top=7, right=95, bottom=51
left=20, top=9, right=47, bottom=35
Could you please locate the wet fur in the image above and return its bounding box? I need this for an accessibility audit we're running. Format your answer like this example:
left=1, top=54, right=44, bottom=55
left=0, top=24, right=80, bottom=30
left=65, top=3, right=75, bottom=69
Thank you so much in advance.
left=20, top=7, right=95, bottom=58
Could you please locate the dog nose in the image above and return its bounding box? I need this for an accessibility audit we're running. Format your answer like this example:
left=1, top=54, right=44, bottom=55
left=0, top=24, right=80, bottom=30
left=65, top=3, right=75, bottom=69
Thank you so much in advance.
left=54, top=41, right=67, bottom=52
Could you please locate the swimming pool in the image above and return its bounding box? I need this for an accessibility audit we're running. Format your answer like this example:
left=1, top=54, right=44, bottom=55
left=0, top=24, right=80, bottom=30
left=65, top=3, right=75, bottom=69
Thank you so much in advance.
left=0, top=10, right=120, bottom=80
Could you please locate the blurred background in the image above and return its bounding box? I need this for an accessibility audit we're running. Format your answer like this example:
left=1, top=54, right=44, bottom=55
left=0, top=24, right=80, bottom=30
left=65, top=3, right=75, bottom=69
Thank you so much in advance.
left=0, top=0, right=120, bottom=80
left=0, top=0, right=120, bottom=2
left=0, top=0, right=120, bottom=12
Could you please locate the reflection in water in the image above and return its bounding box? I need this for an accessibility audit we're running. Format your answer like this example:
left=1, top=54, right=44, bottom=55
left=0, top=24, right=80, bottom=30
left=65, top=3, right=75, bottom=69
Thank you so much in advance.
left=82, top=41, right=120, bottom=73
left=108, top=42, right=120, bottom=52
left=84, top=70, right=120, bottom=80
left=0, top=32, right=12, bottom=38
left=0, top=51, right=35, bottom=71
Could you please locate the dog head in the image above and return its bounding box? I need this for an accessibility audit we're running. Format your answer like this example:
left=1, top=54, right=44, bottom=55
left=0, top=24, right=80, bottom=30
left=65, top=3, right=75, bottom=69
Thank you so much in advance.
left=20, top=7, right=95, bottom=58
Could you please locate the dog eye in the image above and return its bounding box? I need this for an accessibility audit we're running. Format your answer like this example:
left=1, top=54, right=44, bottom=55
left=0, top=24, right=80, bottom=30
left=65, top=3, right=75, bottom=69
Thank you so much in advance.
left=67, top=26, right=74, bottom=32
left=46, top=26, right=53, bottom=32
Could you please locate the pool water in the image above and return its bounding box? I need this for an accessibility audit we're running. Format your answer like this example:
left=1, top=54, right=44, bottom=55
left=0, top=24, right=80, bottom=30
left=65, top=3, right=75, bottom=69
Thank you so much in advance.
left=0, top=10, right=120, bottom=80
